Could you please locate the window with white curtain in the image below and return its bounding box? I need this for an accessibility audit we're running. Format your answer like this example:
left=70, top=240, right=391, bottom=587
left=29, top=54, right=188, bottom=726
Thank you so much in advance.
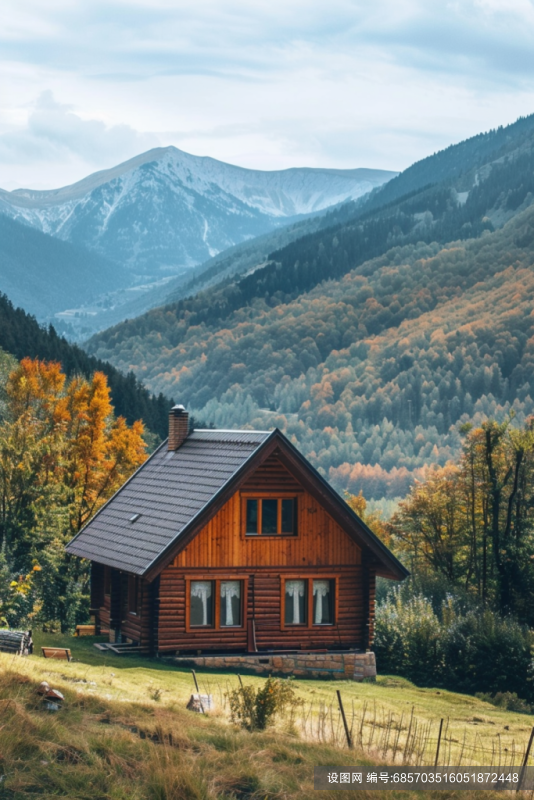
left=190, top=580, right=214, bottom=627
left=313, top=579, right=334, bottom=625
left=285, top=579, right=307, bottom=625
left=220, top=580, right=241, bottom=627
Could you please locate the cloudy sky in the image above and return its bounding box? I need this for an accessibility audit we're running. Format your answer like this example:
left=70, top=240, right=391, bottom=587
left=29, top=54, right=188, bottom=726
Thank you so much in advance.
left=1, top=0, right=534, bottom=189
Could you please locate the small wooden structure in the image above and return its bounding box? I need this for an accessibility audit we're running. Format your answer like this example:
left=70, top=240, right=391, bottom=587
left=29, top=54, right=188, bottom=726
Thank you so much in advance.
left=75, top=624, right=96, bottom=636
left=66, top=407, right=407, bottom=664
left=41, top=646, right=72, bottom=661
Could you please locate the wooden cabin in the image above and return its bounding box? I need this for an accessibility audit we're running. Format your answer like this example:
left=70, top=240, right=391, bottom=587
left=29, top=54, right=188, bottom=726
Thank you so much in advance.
left=66, top=406, right=407, bottom=661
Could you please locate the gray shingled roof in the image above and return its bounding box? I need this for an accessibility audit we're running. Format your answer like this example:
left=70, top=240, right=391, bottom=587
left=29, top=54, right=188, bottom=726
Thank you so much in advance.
left=66, top=430, right=272, bottom=575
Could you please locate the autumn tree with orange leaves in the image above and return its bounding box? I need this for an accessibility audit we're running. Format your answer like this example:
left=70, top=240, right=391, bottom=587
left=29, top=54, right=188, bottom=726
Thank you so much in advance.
left=0, top=358, right=147, bottom=629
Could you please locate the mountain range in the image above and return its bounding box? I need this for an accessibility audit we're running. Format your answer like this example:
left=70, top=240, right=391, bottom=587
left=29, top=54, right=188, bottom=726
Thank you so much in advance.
left=85, top=113, right=534, bottom=496
left=2, top=113, right=534, bottom=499
left=0, top=147, right=394, bottom=336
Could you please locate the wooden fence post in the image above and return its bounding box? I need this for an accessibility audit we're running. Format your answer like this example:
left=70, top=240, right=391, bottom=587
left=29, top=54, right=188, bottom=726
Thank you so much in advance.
left=434, top=719, right=444, bottom=767
left=403, top=706, right=414, bottom=764
left=518, top=726, right=534, bottom=791
left=337, top=690, right=353, bottom=749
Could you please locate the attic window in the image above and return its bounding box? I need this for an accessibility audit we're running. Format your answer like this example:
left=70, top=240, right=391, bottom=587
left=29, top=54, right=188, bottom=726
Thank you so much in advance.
left=129, top=513, right=141, bottom=523
left=243, top=497, right=296, bottom=536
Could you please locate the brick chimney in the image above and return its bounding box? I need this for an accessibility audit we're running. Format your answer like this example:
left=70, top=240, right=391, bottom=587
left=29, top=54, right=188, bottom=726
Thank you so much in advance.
left=168, top=405, right=189, bottom=451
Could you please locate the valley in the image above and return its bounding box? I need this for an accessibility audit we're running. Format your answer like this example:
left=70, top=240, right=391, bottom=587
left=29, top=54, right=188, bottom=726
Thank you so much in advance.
left=84, top=114, right=534, bottom=495
left=3, top=113, right=534, bottom=492
left=0, top=148, right=394, bottom=337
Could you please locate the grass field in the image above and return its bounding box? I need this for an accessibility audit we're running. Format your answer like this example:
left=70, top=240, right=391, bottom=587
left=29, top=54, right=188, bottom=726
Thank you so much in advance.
left=1, top=631, right=533, bottom=799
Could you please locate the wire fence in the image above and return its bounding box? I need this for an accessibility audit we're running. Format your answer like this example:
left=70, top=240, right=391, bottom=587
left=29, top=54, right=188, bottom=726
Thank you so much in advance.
left=198, top=674, right=534, bottom=768
left=297, top=699, right=534, bottom=768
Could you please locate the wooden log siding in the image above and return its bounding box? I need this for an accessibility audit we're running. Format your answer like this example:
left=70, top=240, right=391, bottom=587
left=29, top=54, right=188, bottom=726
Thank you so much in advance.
left=109, top=569, right=122, bottom=636
left=157, top=567, right=365, bottom=652
left=90, top=562, right=105, bottom=609
left=99, top=590, right=111, bottom=631
left=120, top=577, right=152, bottom=645
left=172, top=490, right=361, bottom=570
left=240, top=453, right=302, bottom=493
left=92, top=570, right=151, bottom=645
left=156, top=476, right=366, bottom=653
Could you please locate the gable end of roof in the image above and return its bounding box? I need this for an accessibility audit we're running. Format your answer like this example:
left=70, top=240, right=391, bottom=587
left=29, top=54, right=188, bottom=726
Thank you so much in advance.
left=66, top=427, right=408, bottom=582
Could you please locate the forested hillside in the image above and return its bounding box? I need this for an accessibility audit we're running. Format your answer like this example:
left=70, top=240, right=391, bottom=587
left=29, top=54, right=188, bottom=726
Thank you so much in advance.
left=86, top=115, right=534, bottom=496
left=0, top=294, right=172, bottom=439
left=362, top=113, right=534, bottom=211
left=0, top=214, right=129, bottom=320
left=86, top=202, right=534, bottom=495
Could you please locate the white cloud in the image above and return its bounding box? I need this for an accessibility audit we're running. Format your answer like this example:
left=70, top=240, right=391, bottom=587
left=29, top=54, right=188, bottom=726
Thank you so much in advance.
left=0, top=91, right=159, bottom=164
left=0, top=91, right=160, bottom=188
left=474, top=0, right=534, bottom=19
left=0, top=0, right=533, bottom=188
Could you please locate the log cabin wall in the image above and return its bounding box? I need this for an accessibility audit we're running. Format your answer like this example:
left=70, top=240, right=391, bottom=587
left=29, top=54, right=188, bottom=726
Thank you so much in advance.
left=90, top=562, right=105, bottom=612
left=91, top=565, right=152, bottom=646
left=157, top=454, right=367, bottom=653
left=109, top=569, right=122, bottom=635
left=90, top=562, right=109, bottom=635
left=120, top=576, right=153, bottom=645
left=158, top=566, right=364, bottom=653
left=99, top=568, right=111, bottom=631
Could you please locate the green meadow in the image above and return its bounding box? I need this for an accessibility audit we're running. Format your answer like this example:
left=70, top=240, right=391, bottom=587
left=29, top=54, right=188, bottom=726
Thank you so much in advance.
left=1, top=632, right=533, bottom=799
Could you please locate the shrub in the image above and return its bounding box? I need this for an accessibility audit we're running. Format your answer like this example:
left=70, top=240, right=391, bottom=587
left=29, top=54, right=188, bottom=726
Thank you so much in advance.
left=442, top=608, right=534, bottom=701
left=476, top=691, right=533, bottom=714
left=374, top=588, right=534, bottom=703
left=373, top=590, right=443, bottom=686
left=227, top=677, right=302, bottom=731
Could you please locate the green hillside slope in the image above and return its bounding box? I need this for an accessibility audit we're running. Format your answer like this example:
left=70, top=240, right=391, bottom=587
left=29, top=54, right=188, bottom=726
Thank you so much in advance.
left=4, top=637, right=531, bottom=796
left=87, top=203, right=534, bottom=495
left=86, top=115, right=534, bottom=493
left=0, top=214, right=130, bottom=321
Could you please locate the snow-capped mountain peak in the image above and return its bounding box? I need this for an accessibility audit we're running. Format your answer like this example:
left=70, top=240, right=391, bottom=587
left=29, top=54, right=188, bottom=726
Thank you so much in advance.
left=0, top=147, right=396, bottom=279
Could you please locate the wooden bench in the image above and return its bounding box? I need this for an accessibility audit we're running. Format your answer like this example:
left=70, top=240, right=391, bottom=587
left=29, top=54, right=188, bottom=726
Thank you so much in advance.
left=41, top=647, right=72, bottom=661
left=75, top=624, right=96, bottom=636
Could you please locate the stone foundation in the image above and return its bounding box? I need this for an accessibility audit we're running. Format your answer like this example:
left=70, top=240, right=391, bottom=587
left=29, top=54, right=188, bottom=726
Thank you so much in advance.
left=172, top=650, right=376, bottom=681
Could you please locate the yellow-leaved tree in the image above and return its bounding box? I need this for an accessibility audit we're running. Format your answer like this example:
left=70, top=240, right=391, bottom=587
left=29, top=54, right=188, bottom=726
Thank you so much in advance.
left=344, top=490, right=392, bottom=549
left=0, top=358, right=147, bottom=630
